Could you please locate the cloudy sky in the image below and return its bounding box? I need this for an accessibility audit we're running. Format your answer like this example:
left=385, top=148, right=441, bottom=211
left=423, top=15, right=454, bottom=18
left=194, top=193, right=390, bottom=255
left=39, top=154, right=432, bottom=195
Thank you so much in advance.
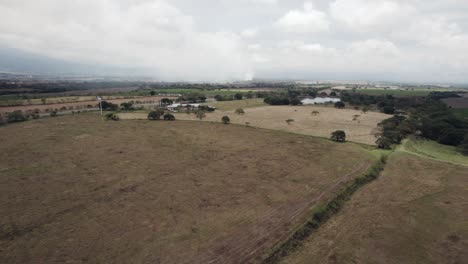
left=1, top=0, right=468, bottom=82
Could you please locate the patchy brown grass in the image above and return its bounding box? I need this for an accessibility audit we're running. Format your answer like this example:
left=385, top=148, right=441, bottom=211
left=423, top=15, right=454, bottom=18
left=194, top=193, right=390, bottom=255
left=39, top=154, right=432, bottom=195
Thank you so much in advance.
left=119, top=105, right=389, bottom=145
left=0, top=114, right=374, bottom=264
left=279, top=152, right=468, bottom=264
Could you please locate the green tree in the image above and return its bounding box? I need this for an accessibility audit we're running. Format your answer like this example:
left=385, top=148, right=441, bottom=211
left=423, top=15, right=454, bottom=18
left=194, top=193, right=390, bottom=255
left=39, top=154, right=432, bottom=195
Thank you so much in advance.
left=150, top=91, right=156, bottom=96
left=196, top=110, right=206, bottom=120
left=234, top=93, right=243, bottom=100
left=120, top=102, right=134, bottom=111
left=290, top=98, right=302, bottom=106
left=331, top=130, right=346, bottom=142
left=222, top=116, right=230, bottom=124
left=163, top=113, right=176, bottom=121
left=362, top=106, right=369, bottom=114
left=334, top=101, right=345, bottom=109
left=148, top=109, right=165, bottom=120
left=161, top=98, right=173, bottom=105
left=7, top=110, right=27, bottom=123
left=376, top=137, right=393, bottom=149
left=235, top=108, right=245, bottom=115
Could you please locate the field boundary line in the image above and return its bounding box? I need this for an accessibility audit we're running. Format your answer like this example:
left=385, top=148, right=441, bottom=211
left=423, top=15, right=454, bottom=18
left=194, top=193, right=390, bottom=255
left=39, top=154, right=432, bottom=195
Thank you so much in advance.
left=260, top=155, right=389, bottom=264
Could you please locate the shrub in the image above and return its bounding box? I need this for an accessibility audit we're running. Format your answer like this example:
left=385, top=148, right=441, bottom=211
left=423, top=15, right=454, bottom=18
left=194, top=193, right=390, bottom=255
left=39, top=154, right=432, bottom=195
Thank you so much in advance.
left=163, top=113, right=176, bottom=121
left=31, top=113, right=40, bottom=119
left=105, top=113, right=120, bottom=121
left=196, top=110, right=206, bottom=120
left=0, top=114, right=5, bottom=125
left=8, top=110, right=27, bottom=123
left=331, top=130, right=346, bottom=142
left=235, top=108, right=245, bottom=115
left=148, top=109, right=165, bottom=120
left=120, top=102, right=134, bottom=111
left=222, top=116, right=230, bottom=124
left=286, top=119, right=295, bottom=125
left=334, top=101, right=345, bottom=109
left=234, top=93, right=243, bottom=100
left=50, top=110, right=58, bottom=117
left=150, top=91, right=156, bottom=96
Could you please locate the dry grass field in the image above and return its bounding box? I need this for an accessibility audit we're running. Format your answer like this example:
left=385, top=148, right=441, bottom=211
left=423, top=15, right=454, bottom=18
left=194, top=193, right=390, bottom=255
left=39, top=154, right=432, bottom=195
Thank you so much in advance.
left=119, top=105, right=389, bottom=145
left=0, top=114, right=374, bottom=264
left=279, top=152, right=468, bottom=264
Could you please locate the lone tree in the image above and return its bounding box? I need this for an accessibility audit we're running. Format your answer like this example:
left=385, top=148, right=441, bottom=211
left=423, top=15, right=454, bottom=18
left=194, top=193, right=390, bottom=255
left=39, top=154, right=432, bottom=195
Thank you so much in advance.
left=196, top=110, right=206, bottom=120
left=148, top=109, right=165, bottom=120
left=235, top=108, right=245, bottom=115
left=234, top=93, right=243, bottom=100
left=334, top=101, right=345, bottom=109
left=331, top=130, right=346, bottom=142
left=163, top=113, right=176, bottom=121
left=222, top=116, right=230, bottom=124
left=150, top=91, right=156, bottom=96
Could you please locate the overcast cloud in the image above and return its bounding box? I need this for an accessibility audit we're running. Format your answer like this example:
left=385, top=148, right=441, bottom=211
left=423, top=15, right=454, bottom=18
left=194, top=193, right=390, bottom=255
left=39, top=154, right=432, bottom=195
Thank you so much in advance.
left=1, top=0, right=468, bottom=82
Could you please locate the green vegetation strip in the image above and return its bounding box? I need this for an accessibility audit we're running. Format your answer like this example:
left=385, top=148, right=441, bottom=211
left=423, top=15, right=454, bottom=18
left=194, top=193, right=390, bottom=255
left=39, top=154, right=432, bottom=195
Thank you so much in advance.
left=261, top=155, right=388, bottom=264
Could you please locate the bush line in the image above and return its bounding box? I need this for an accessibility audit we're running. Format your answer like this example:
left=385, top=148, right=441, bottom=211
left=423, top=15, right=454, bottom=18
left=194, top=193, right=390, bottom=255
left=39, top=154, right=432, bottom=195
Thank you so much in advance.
left=261, top=155, right=388, bottom=264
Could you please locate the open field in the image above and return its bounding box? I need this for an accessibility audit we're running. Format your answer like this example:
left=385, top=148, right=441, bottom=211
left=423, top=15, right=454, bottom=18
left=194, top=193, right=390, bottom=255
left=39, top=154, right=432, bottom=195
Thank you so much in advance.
left=279, top=152, right=468, bottom=264
left=119, top=105, right=390, bottom=145
left=399, top=138, right=468, bottom=166
left=0, top=114, right=374, bottom=264
left=204, top=98, right=266, bottom=111
left=0, top=96, right=174, bottom=114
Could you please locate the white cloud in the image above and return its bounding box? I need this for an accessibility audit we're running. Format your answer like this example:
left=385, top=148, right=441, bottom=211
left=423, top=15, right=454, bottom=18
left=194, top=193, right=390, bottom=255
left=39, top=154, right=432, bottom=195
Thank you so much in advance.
left=275, top=2, right=330, bottom=33
left=0, top=0, right=254, bottom=82
left=330, top=0, right=414, bottom=32
left=1, top=0, right=468, bottom=82
left=241, top=28, right=258, bottom=38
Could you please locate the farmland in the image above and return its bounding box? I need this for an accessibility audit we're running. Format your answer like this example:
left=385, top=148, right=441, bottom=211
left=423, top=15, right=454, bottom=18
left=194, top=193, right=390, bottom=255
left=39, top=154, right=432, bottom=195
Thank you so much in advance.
left=279, top=152, right=468, bottom=264
left=119, top=105, right=390, bottom=145
left=0, top=114, right=375, bottom=264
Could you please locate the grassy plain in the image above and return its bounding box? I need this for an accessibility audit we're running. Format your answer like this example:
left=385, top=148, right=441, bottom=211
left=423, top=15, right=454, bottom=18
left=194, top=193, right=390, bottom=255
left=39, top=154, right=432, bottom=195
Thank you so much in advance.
left=399, top=138, right=468, bottom=166
left=280, top=152, right=468, bottom=264
left=119, top=105, right=389, bottom=145
left=0, top=114, right=374, bottom=264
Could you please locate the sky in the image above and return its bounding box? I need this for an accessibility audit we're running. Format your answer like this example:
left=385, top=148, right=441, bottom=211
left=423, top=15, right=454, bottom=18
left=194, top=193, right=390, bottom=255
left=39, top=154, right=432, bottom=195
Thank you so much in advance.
left=1, top=0, right=468, bottom=82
